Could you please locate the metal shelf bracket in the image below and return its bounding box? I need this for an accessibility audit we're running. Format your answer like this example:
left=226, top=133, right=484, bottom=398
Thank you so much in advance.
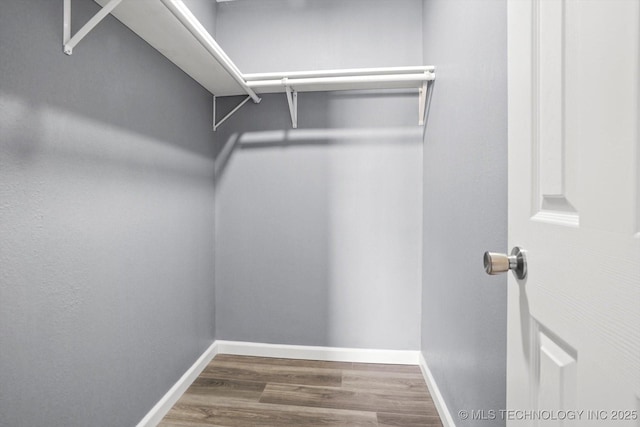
left=418, top=71, right=434, bottom=126
left=213, top=95, right=252, bottom=131
left=63, top=0, right=123, bottom=55
left=283, top=78, right=298, bottom=129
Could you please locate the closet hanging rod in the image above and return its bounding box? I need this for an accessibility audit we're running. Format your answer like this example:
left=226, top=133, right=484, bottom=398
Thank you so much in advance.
left=245, top=72, right=435, bottom=90
left=159, top=0, right=261, bottom=104
left=244, top=66, right=435, bottom=81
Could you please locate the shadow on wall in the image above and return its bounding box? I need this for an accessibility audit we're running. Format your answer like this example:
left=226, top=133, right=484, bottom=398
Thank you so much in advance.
left=0, top=0, right=215, bottom=161
left=215, top=126, right=423, bottom=180
left=212, top=91, right=426, bottom=349
left=1, top=93, right=215, bottom=184
left=214, top=86, right=436, bottom=180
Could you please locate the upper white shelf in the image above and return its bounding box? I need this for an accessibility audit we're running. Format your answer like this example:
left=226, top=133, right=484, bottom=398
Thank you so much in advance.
left=66, top=0, right=435, bottom=128
left=94, top=0, right=252, bottom=97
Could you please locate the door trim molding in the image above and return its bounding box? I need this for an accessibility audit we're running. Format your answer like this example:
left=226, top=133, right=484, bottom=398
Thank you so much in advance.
left=418, top=352, right=457, bottom=427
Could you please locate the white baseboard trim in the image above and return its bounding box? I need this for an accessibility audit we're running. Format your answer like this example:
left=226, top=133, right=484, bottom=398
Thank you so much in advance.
left=136, top=341, right=219, bottom=427
left=215, top=340, right=420, bottom=365
left=418, top=352, right=456, bottom=427
left=137, top=340, right=422, bottom=427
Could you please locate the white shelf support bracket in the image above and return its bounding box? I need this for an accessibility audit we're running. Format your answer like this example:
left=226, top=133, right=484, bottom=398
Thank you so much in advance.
left=418, top=80, right=428, bottom=126
left=63, top=0, right=123, bottom=55
left=213, top=95, right=252, bottom=132
left=418, top=71, right=435, bottom=126
left=284, top=79, right=298, bottom=129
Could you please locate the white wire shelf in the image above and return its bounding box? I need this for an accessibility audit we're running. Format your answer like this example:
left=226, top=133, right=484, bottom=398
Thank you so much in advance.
left=65, top=0, right=436, bottom=129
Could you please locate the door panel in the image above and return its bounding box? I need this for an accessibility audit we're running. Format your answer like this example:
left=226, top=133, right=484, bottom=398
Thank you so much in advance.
left=508, top=0, right=640, bottom=426
left=535, top=0, right=577, bottom=222
left=535, top=324, right=578, bottom=426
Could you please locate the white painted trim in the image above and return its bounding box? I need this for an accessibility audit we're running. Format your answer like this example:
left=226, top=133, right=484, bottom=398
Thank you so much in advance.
left=136, top=341, right=219, bottom=427
left=137, top=341, right=422, bottom=427
left=215, top=340, right=420, bottom=365
left=418, top=352, right=457, bottom=427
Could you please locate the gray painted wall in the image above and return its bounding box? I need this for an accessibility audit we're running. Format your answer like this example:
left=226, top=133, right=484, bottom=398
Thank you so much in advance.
left=216, top=0, right=424, bottom=73
left=421, top=0, right=508, bottom=425
left=213, top=0, right=424, bottom=350
left=0, top=1, right=216, bottom=426
left=183, top=0, right=217, bottom=37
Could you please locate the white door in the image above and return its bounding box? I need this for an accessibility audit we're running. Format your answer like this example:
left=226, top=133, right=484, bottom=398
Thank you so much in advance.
left=507, top=0, right=640, bottom=426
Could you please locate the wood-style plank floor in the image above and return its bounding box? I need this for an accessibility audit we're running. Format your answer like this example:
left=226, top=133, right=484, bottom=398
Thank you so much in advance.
left=159, top=354, right=443, bottom=427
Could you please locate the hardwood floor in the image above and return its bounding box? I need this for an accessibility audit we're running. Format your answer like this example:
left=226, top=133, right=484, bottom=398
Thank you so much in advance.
left=159, top=354, right=443, bottom=427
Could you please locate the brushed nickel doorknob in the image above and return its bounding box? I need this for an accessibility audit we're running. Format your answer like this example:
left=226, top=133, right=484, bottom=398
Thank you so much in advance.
left=483, top=247, right=527, bottom=279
